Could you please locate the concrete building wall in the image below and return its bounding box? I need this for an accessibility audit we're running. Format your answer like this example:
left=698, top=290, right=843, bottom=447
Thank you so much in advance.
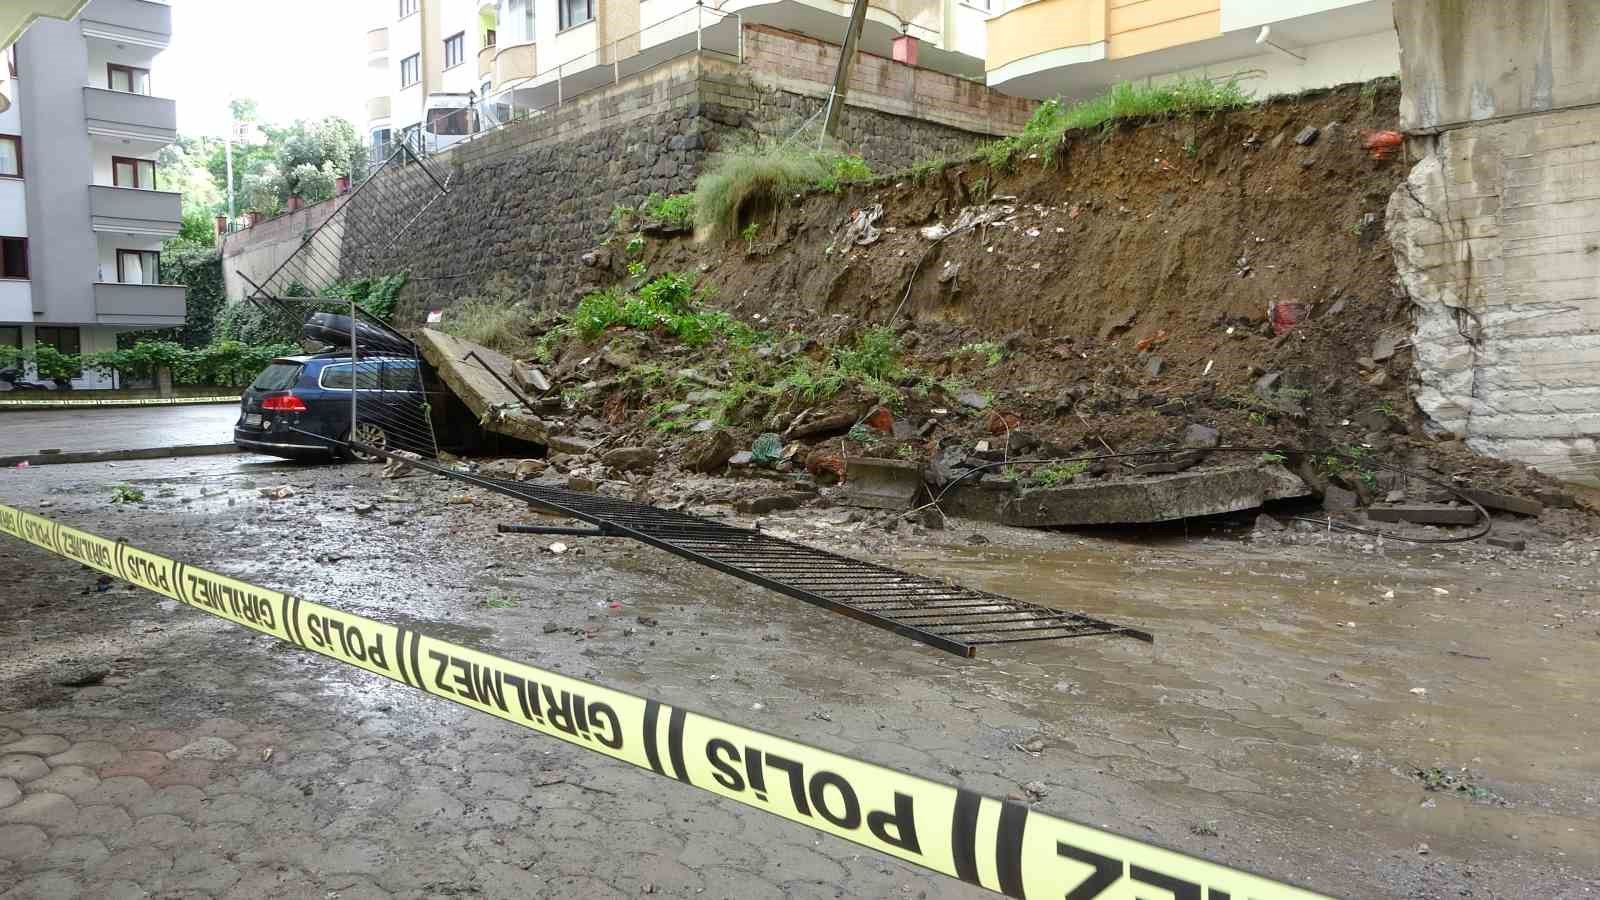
left=218, top=196, right=346, bottom=303
left=16, top=16, right=96, bottom=322
left=1394, top=0, right=1600, bottom=131
left=1388, top=0, right=1600, bottom=485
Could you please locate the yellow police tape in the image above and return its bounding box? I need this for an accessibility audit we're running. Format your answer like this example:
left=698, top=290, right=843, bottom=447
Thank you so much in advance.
left=0, top=501, right=1330, bottom=900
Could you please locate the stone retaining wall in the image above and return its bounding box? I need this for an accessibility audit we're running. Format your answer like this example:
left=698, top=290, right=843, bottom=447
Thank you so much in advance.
left=333, top=31, right=1029, bottom=319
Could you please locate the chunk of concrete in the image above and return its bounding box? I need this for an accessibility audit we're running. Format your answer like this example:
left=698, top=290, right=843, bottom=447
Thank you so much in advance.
left=1367, top=504, right=1479, bottom=525
left=1486, top=535, right=1526, bottom=551
left=839, top=457, right=923, bottom=510
left=417, top=329, right=548, bottom=446
left=735, top=494, right=801, bottom=514
left=1460, top=489, right=1543, bottom=517
left=547, top=435, right=596, bottom=456
left=999, top=466, right=1298, bottom=527
left=602, top=447, right=657, bottom=472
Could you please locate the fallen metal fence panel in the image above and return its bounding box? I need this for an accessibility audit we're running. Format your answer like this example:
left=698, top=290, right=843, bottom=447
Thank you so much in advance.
left=371, top=450, right=1153, bottom=657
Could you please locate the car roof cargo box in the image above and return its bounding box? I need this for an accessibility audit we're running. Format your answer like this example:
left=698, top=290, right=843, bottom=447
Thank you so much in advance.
left=302, top=311, right=414, bottom=356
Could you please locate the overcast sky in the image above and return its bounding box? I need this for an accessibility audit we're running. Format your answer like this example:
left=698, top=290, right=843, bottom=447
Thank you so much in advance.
left=154, top=0, right=372, bottom=139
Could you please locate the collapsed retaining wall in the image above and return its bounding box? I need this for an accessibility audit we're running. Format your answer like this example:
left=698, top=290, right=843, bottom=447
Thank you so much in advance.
left=335, top=31, right=1031, bottom=320
left=1387, top=0, right=1600, bottom=486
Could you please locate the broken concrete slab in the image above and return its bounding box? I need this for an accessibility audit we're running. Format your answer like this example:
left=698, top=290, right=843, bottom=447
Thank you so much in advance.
left=1367, top=504, right=1479, bottom=525
left=417, top=329, right=548, bottom=446
left=839, top=457, right=924, bottom=510
left=1460, top=489, right=1543, bottom=517
left=1486, top=535, right=1526, bottom=551
left=1006, top=467, right=1293, bottom=527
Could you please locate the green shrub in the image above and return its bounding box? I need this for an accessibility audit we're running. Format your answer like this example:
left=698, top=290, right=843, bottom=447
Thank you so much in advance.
left=815, top=154, right=872, bottom=193
left=832, top=325, right=902, bottom=381
left=571, top=273, right=754, bottom=347
left=642, top=192, right=696, bottom=228
left=331, top=274, right=407, bottom=321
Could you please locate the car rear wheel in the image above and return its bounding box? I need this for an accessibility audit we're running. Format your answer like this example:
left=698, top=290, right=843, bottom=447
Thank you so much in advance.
left=344, top=422, right=387, bottom=462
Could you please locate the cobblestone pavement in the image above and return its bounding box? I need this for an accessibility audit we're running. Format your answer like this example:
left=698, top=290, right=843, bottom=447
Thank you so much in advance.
left=1, top=456, right=1597, bottom=898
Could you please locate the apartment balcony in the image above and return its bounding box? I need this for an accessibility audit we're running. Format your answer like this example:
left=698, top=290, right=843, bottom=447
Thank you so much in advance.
left=368, top=96, right=392, bottom=124
left=94, top=281, right=186, bottom=326
left=88, top=185, right=181, bottom=236
left=78, top=0, right=172, bottom=49
left=479, top=42, right=495, bottom=80
left=82, top=86, right=176, bottom=147
left=369, top=27, right=389, bottom=60
left=495, top=41, right=536, bottom=86
left=718, top=0, right=981, bottom=77
left=985, top=0, right=1396, bottom=98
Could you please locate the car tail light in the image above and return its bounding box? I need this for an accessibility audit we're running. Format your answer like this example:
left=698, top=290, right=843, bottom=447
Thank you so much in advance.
left=260, top=393, right=307, bottom=413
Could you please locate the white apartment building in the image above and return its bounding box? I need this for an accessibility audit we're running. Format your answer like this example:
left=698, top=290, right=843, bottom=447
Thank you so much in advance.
left=0, top=0, right=184, bottom=389
left=364, top=0, right=1401, bottom=152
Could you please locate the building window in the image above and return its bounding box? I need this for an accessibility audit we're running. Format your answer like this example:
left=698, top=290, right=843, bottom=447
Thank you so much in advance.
left=111, top=156, right=157, bottom=189
left=480, top=80, right=492, bottom=99
left=0, top=237, right=26, bottom=279
left=34, top=326, right=79, bottom=357
left=0, top=135, right=19, bottom=178
left=398, top=0, right=418, bottom=16
left=107, top=63, right=151, bottom=95
left=444, top=32, right=465, bottom=69
left=484, top=28, right=496, bottom=49
left=499, top=0, right=534, bottom=43
left=400, top=54, right=420, bottom=88
left=559, top=0, right=594, bottom=30
left=116, top=249, right=161, bottom=285
left=0, top=325, right=19, bottom=352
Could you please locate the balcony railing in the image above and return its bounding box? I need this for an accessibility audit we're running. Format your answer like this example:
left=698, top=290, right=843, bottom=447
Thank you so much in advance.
left=79, top=0, right=172, bottom=46
left=94, top=281, right=186, bottom=325
left=82, top=86, right=176, bottom=143
left=88, top=184, right=181, bottom=234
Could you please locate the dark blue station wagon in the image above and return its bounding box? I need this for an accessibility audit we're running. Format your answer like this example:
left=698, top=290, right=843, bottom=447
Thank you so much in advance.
left=234, top=353, right=423, bottom=461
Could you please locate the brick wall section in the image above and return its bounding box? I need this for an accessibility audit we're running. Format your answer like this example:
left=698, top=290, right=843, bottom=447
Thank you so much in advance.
left=738, top=25, right=1035, bottom=137
left=333, top=33, right=1030, bottom=317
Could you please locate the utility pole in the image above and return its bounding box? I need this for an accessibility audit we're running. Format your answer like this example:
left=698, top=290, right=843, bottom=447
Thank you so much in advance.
left=224, top=103, right=236, bottom=222
left=821, top=0, right=869, bottom=141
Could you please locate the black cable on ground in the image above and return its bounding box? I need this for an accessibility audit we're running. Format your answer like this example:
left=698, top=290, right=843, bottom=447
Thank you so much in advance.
left=921, top=446, right=1493, bottom=545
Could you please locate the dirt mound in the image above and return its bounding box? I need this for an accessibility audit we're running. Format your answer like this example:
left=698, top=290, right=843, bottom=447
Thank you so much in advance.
left=541, top=81, right=1577, bottom=516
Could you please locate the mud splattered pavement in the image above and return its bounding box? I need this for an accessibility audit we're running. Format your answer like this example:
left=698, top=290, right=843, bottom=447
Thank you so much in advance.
left=1, top=456, right=1597, bottom=899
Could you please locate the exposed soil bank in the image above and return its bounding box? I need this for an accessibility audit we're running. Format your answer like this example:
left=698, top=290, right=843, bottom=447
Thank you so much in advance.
left=519, top=82, right=1591, bottom=532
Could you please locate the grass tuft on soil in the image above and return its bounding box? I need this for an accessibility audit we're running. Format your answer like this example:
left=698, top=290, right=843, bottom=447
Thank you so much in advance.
left=983, top=76, right=1253, bottom=170
left=440, top=276, right=536, bottom=358
left=694, top=144, right=872, bottom=239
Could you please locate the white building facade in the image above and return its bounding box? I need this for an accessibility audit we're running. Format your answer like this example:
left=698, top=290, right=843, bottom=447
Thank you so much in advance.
left=0, top=0, right=184, bottom=389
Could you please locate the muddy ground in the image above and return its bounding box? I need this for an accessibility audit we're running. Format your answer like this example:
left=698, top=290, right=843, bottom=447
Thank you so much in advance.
left=1, top=455, right=1596, bottom=898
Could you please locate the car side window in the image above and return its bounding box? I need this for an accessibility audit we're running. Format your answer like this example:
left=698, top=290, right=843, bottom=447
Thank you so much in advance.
left=381, top=361, right=420, bottom=392
left=320, top=363, right=385, bottom=391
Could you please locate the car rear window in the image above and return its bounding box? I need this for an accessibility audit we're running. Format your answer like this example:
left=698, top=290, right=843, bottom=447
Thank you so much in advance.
left=251, top=363, right=302, bottom=392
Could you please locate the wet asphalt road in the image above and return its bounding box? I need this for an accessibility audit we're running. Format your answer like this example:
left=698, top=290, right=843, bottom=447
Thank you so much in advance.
left=0, top=404, right=240, bottom=455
